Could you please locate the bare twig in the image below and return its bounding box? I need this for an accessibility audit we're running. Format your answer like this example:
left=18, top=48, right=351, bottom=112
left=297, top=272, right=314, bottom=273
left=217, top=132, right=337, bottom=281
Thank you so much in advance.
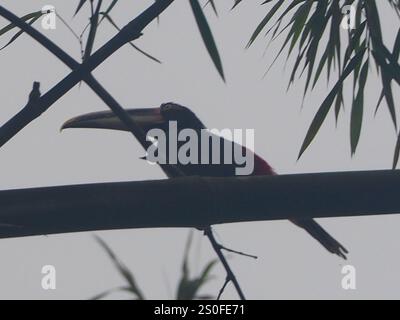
left=204, top=226, right=246, bottom=300
left=217, top=277, right=229, bottom=300
left=220, top=244, right=258, bottom=260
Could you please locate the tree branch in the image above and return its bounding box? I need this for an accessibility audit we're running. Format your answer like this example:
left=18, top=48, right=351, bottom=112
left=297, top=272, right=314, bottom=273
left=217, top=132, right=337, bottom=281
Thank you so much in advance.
left=0, top=170, right=400, bottom=239
left=0, top=0, right=175, bottom=149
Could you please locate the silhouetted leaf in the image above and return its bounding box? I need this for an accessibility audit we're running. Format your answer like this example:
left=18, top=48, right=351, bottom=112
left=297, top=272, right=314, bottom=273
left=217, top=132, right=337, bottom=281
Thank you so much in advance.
left=74, top=0, right=88, bottom=16
left=350, top=59, right=369, bottom=155
left=176, top=232, right=217, bottom=300
left=375, top=27, right=400, bottom=130
left=0, top=13, right=43, bottom=51
left=189, top=0, right=225, bottom=81
left=205, top=0, right=218, bottom=16
left=95, top=236, right=144, bottom=300
left=247, top=0, right=284, bottom=48
left=394, top=131, right=400, bottom=169
left=99, top=0, right=119, bottom=24
left=231, top=0, right=244, bottom=10
left=298, top=48, right=366, bottom=159
left=0, top=11, right=42, bottom=37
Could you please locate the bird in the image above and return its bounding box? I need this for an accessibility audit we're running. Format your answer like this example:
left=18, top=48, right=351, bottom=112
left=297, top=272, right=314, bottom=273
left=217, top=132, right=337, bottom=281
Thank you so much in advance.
left=62, top=102, right=348, bottom=259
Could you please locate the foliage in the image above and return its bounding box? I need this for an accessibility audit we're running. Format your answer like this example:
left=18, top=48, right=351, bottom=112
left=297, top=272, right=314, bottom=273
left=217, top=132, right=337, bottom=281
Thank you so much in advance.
left=92, top=233, right=217, bottom=300
left=245, top=0, right=400, bottom=167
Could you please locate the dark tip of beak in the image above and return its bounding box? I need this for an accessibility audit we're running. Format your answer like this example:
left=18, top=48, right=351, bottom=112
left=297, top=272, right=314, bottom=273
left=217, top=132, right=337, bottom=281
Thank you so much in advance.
left=60, top=116, right=85, bottom=131
left=61, top=111, right=118, bottom=131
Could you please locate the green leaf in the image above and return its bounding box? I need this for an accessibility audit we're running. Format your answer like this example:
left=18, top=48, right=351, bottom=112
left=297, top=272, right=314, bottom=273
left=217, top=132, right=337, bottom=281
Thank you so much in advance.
left=189, top=0, right=225, bottom=81
left=0, top=13, right=43, bottom=51
left=205, top=0, right=218, bottom=16
left=176, top=232, right=217, bottom=300
left=74, top=0, right=88, bottom=16
left=247, top=0, right=285, bottom=48
left=334, top=84, right=343, bottom=122
left=350, top=59, right=369, bottom=155
left=95, top=236, right=144, bottom=300
left=231, top=0, right=244, bottom=10
left=298, top=48, right=366, bottom=159
left=374, top=27, right=400, bottom=129
left=99, top=0, right=119, bottom=24
left=0, top=11, right=42, bottom=37
left=393, top=131, right=400, bottom=169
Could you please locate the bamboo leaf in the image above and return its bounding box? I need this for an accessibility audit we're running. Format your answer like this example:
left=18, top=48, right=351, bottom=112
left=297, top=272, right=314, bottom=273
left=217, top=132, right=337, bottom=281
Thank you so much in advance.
left=176, top=232, right=217, bottom=300
left=247, top=0, right=285, bottom=48
left=231, top=0, right=244, bottom=10
left=74, top=0, right=88, bottom=16
left=298, top=48, right=366, bottom=159
left=99, top=0, right=119, bottom=24
left=393, top=131, right=400, bottom=169
left=205, top=0, right=218, bottom=16
left=189, top=0, right=225, bottom=81
left=0, top=11, right=42, bottom=38
left=90, top=286, right=132, bottom=300
left=374, top=27, right=400, bottom=128
left=0, top=14, right=42, bottom=51
left=95, top=236, right=144, bottom=300
left=350, top=59, right=369, bottom=155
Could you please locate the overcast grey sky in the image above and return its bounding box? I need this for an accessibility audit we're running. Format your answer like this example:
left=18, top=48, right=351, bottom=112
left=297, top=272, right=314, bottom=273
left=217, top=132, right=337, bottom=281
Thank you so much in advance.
left=0, top=0, right=400, bottom=299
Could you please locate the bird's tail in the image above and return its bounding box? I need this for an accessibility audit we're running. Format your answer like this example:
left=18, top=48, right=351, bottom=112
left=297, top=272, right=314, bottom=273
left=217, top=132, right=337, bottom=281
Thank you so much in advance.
left=292, top=219, right=348, bottom=260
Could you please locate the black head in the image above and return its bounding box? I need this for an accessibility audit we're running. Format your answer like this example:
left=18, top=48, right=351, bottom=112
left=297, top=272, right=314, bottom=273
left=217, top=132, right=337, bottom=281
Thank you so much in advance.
left=160, top=103, right=206, bottom=130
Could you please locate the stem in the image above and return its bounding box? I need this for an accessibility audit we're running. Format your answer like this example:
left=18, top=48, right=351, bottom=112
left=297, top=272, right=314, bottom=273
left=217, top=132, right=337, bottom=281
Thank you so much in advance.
left=204, top=227, right=246, bottom=300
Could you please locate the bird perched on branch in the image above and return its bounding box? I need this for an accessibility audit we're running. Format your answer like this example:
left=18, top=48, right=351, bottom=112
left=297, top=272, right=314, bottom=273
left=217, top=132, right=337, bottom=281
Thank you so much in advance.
left=63, top=103, right=348, bottom=259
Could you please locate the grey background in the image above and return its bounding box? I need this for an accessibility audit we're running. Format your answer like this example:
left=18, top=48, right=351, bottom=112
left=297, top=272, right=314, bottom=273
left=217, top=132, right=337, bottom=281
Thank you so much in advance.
left=0, top=0, right=399, bottom=299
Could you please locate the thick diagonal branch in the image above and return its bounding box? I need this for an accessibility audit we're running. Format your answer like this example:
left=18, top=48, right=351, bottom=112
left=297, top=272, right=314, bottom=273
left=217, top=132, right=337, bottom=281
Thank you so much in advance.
left=0, top=0, right=175, bottom=150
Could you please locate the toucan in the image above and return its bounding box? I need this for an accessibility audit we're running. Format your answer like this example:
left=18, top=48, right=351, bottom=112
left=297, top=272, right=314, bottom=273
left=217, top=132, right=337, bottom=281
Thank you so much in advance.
left=62, top=102, right=348, bottom=259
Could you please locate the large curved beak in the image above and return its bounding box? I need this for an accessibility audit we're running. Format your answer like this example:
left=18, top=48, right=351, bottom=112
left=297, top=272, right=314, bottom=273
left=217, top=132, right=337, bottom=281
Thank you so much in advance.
left=61, top=107, right=166, bottom=132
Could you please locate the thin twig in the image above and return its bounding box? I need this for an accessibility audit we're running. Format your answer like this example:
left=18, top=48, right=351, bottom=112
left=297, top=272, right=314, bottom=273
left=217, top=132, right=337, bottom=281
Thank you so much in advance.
left=79, top=21, right=91, bottom=60
left=204, top=226, right=246, bottom=300
left=220, top=245, right=258, bottom=260
left=217, top=277, right=229, bottom=300
left=56, top=12, right=80, bottom=42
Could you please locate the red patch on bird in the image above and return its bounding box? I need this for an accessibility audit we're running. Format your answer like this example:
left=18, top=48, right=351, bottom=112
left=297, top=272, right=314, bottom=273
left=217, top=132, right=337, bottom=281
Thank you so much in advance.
left=252, top=152, right=276, bottom=176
